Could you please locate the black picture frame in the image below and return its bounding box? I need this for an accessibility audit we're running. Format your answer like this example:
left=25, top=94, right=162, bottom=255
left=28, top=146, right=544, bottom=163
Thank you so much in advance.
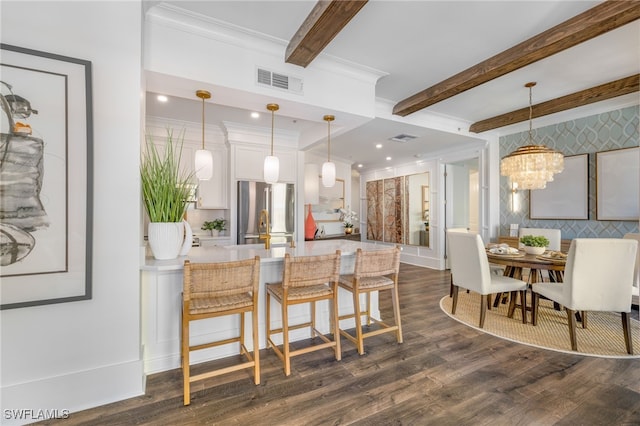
left=0, top=44, right=93, bottom=309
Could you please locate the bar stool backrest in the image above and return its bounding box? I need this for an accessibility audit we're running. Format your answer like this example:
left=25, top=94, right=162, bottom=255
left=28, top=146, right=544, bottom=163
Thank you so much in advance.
left=282, top=251, right=341, bottom=289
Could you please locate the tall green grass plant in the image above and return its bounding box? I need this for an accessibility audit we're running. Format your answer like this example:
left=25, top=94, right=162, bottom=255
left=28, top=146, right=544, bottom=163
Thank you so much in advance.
left=141, top=129, right=194, bottom=222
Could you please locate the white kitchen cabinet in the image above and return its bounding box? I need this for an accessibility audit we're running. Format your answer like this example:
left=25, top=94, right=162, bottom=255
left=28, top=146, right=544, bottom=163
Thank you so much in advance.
left=197, top=145, right=228, bottom=209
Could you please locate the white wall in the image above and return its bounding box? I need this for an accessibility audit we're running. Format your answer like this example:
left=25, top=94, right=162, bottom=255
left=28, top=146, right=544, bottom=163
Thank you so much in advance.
left=1, top=1, right=144, bottom=423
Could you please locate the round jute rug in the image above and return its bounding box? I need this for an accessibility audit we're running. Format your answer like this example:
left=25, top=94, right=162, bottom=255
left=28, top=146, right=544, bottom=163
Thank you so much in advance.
left=440, top=292, right=640, bottom=358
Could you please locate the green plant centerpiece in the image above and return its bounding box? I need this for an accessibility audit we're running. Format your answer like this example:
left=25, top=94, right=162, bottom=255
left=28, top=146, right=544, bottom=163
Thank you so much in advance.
left=519, top=235, right=549, bottom=255
left=141, top=129, right=195, bottom=259
left=202, top=218, right=226, bottom=236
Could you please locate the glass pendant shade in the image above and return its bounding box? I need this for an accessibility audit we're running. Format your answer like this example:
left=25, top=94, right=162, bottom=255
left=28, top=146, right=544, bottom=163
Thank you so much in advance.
left=500, top=82, right=563, bottom=190
left=195, top=90, right=213, bottom=181
left=264, top=103, right=280, bottom=184
left=322, top=161, right=336, bottom=188
left=264, top=155, right=279, bottom=184
left=195, top=149, right=213, bottom=180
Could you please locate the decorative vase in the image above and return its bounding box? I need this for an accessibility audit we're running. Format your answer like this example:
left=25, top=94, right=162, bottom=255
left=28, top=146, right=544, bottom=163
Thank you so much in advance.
left=148, top=221, right=189, bottom=260
left=345, top=227, right=353, bottom=235
left=524, top=246, right=546, bottom=255
left=305, top=204, right=317, bottom=240
left=179, top=221, right=193, bottom=256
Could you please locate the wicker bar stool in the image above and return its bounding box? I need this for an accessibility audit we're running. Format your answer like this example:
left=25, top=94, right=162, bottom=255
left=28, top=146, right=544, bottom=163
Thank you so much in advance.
left=181, top=257, right=260, bottom=406
left=338, top=246, right=402, bottom=355
left=266, top=250, right=341, bottom=376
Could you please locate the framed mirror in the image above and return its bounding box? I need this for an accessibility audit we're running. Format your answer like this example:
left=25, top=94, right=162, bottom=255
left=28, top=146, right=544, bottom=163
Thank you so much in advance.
left=313, top=178, right=345, bottom=221
left=366, top=172, right=429, bottom=247
left=404, top=172, right=429, bottom=247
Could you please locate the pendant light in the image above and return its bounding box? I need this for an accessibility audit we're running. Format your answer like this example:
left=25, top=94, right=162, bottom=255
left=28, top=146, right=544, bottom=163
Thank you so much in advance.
left=321, top=114, right=336, bottom=188
left=195, top=90, right=213, bottom=181
left=500, top=82, right=564, bottom=190
left=263, top=103, right=279, bottom=184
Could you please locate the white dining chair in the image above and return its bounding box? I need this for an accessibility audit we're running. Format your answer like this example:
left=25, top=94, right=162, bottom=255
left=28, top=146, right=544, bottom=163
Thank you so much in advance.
left=447, top=228, right=503, bottom=298
left=623, top=233, right=640, bottom=308
left=447, top=231, right=528, bottom=328
left=531, top=238, right=637, bottom=354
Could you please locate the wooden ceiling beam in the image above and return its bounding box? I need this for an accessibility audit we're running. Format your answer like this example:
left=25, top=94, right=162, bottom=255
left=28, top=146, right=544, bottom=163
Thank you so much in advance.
left=393, top=1, right=640, bottom=117
left=469, top=75, right=640, bottom=133
left=285, top=0, right=368, bottom=68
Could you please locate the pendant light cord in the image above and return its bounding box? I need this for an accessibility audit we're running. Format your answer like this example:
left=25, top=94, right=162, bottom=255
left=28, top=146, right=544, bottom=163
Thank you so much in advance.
left=201, top=96, right=205, bottom=150
left=528, top=85, right=533, bottom=143
left=327, top=119, right=331, bottom=162
left=270, top=109, right=274, bottom=156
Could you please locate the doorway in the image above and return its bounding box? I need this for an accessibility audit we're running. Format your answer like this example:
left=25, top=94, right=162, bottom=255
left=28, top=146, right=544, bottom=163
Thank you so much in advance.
left=444, top=157, right=480, bottom=267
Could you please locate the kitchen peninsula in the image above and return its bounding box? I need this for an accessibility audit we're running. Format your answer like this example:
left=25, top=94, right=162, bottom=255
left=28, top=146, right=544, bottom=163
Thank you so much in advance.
left=140, top=239, right=389, bottom=374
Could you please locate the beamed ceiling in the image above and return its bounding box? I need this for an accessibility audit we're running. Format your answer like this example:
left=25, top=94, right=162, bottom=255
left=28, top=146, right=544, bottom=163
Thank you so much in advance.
left=150, top=1, right=640, bottom=171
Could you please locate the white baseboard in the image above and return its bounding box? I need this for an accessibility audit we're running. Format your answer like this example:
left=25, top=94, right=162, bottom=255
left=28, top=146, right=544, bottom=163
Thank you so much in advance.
left=1, top=360, right=144, bottom=426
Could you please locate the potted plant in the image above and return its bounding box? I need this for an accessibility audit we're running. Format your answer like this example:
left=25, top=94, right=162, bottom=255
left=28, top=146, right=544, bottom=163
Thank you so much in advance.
left=202, top=218, right=226, bottom=236
left=519, top=235, right=549, bottom=255
left=141, top=129, right=194, bottom=259
left=340, top=207, right=357, bottom=235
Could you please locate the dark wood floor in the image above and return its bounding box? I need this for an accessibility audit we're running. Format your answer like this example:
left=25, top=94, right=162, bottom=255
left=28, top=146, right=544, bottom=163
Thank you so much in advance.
left=41, top=264, right=640, bottom=425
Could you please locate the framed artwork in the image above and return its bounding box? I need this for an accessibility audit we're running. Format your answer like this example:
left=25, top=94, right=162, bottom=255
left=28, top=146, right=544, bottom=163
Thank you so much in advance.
left=529, top=154, right=589, bottom=220
left=596, top=147, right=639, bottom=221
left=0, top=44, right=93, bottom=309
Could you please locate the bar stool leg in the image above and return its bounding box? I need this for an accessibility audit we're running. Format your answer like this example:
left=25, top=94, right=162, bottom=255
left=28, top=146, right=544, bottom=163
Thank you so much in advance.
left=282, top=301, right=291, bottom=376
left=252, top=306, right=260, bottom=385
left=352, top=289, right=364, bottom=355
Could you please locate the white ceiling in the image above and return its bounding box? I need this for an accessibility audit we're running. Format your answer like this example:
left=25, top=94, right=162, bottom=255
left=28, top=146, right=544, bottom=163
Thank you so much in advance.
left=147, top=1, right=640, bottom=172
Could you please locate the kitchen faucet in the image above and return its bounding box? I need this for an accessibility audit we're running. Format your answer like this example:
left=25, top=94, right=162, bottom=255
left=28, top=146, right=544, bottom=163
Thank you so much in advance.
left=259, top=209, right=271, bottom=249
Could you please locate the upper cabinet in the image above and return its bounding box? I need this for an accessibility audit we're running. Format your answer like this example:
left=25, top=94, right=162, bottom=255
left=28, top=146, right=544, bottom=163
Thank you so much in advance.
left=197, top=145, right=228, bottom=209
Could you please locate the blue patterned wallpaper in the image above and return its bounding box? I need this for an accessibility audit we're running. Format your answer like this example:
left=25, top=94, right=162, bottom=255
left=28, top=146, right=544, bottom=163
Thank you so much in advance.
left=500, top=105, right=639, bottom=239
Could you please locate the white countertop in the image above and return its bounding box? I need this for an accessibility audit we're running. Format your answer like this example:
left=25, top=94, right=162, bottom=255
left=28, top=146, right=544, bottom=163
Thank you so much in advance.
left=141, top=239, right=388, bottom=272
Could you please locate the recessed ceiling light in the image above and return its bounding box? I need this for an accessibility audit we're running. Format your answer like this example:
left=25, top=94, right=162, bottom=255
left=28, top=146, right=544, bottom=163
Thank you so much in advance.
left=386, top=156, right=392, bottom=161
left=357, top=164, right=363, bottom=168
left=251, top=112, right=260, bottom=119
left=376, top=144, right=382, bottom=149
left=157, top=95, right=168, bottom=102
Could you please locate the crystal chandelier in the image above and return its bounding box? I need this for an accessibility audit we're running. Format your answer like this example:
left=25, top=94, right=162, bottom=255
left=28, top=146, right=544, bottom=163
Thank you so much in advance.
left=500, top=82, right=563, bottom=190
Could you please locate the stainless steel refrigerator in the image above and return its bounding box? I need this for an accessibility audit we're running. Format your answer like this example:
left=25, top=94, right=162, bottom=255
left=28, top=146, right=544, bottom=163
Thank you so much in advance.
left=237, top=181, right=295, bottom=245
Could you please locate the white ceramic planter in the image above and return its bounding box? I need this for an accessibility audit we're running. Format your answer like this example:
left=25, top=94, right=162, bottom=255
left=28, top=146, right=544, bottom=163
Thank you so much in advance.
left=524, top=246, right=546, bottom=255
left=148, top=221, right=189, bottom=260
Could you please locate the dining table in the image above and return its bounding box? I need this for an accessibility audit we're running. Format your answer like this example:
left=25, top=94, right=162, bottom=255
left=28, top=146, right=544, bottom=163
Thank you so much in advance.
left=486, top=249, right=567, bottom=322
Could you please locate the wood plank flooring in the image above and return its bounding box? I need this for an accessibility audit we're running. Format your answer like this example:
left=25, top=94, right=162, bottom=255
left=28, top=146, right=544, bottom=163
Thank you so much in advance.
left=38, top=264, right=640, bottom=425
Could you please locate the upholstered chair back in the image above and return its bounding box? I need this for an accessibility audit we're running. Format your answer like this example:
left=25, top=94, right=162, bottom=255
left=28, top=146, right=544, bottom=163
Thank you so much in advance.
left=623, top=233, right=640, bottom=291
left=447, top=231, right=492, bottom=294
left=562, top=238, right=637, bottom=312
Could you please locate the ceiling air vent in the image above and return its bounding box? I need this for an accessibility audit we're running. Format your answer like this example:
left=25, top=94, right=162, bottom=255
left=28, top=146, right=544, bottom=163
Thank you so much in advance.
left=256, top=67, right=303, bottom=94
left=390, top=134, right=417, bottom=143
